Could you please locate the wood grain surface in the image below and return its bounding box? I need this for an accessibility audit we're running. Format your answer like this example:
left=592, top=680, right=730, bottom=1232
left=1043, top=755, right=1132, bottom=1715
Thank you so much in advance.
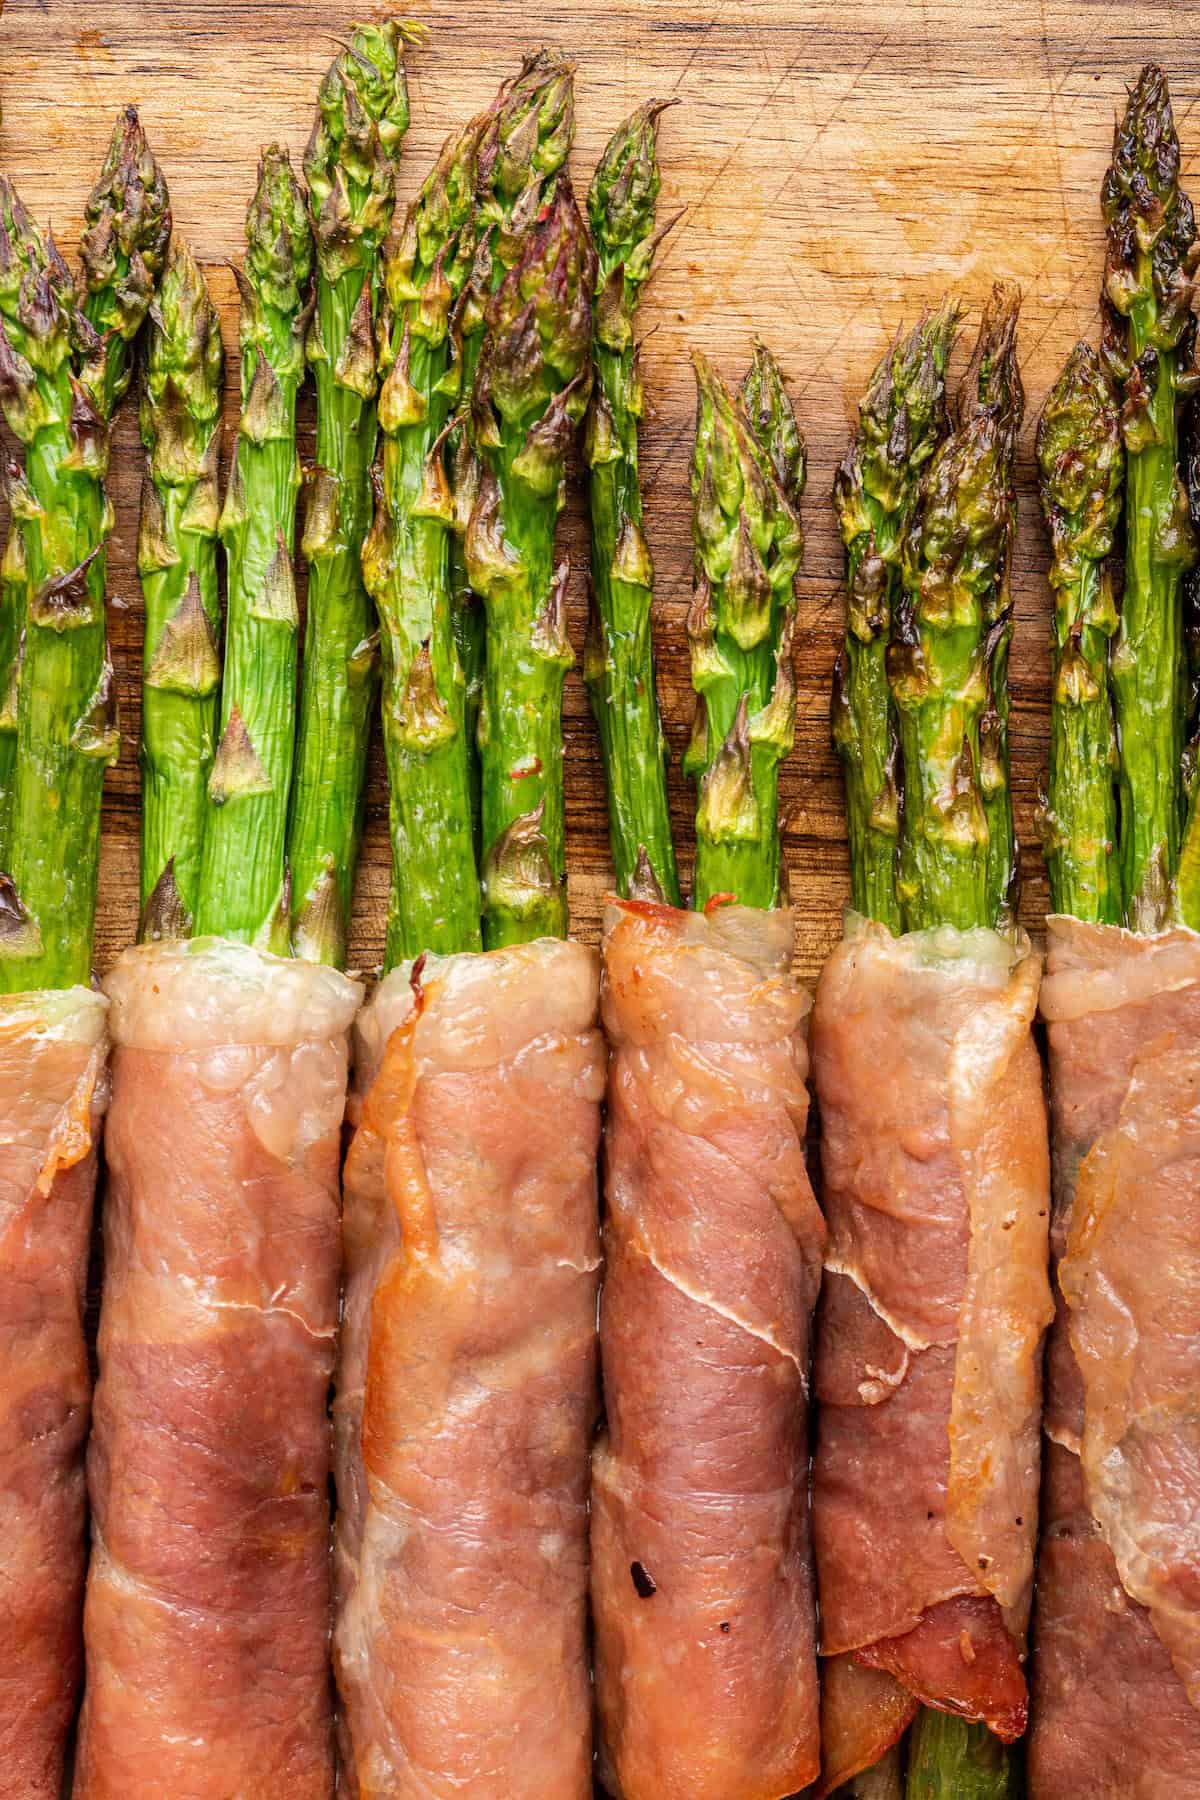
left=4, top=0, right=1200, bottom=982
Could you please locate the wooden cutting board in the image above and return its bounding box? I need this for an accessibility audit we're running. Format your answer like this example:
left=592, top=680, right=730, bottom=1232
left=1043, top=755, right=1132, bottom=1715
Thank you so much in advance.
left=3, top=0, right=1199, bottom=983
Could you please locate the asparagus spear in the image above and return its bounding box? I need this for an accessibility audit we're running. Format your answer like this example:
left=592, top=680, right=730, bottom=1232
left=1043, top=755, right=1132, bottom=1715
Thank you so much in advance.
left=193, top=148, right=313, bottom=947
left=893, top=290, right=1024, bottom=1800
left=0, top=468, right=29, bottom=866
left=137, top=240, right=223, bottom=937
left=1101, top=64, right=1198, bottom=927
left=363, top=114, right=484, bottom=966
left=0, top=112, right=169, bottom=991
left=287, top=21, right=411, bottom=965
left=1177, top=394, right=1200, bottom=923
left=1035, top=343, right=1123, bottom=923
left=80, top=107, right=172, bottom=416
left=833, top=304, right=958, bottom=930
left=449, top=53, right=575, bottom=841
left=905, top=1712, right=1019, bottom=1800
left=583, top=101, right=680, bottom=904
left=684, top=345, right=804, bottom=910
left=466, top=177, right=595, bottom=946
left=888, top=283, right=1023, bottom=933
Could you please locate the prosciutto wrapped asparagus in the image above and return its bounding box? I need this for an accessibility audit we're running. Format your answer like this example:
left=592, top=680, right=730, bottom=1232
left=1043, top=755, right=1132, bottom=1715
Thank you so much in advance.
left=585, top=125, right=822, bottom=1787
left=75, top=43, right=407, bottom=1784
left=333, top=58, right=604, bottom=1796
left=0, top=984, right=107, bottom=1796
left=0, top=112, right=167, bottom=1796
left=815, top=288, right=1052, bottom=1797
left=593, top=897, right=823, bottom=1800
left=1027, top=69, right=1200, bottom=1797
left=76, top=944, right=359, bottom=1796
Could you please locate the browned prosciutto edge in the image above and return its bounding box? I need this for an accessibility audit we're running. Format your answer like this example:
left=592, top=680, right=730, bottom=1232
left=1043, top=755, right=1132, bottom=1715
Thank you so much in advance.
left=592, top=899, right=824, bottom=1800
left=0, top=984, right=106, bottom=1800
left=333, top=938, right=604, bottom=1799
left=811, top=917, right=1052, bottom=1782
left=75, top=939, right=360, bottom=1800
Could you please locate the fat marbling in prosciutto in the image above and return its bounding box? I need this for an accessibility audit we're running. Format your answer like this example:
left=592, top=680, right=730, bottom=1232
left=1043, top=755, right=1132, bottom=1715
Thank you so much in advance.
left=811, top=917, right=1052, bottom=1793
left=333, top=938, right=604, bottom=1799
left=0, top=985, right=107, bottom=1800
left=592, top=900, right=825, bottom=1800
left=1029, top=917, right=1200, bottom=1797
left=74, top=938, right=360, bottom=1800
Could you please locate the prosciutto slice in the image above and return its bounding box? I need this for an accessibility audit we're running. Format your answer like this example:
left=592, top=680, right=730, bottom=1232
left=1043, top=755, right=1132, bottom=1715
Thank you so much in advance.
left=0, top=985, right=106, bottom=1799
left=811, top=918, right=1052, bottom=1780
left=1029, top=918, right=1200, bottom=1797
left=592, top=900, right=825, bottom=1800
left=333, top=938, right=604, bottom=1799
left=74, top=939, right=360, bottom=1800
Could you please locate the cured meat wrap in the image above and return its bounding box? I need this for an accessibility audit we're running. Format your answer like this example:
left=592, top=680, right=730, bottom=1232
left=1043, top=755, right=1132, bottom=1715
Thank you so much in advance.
left=333, top=938, right=604, bottom=1799
left=592, top=899, right=825, bottom=1800
left=75, top=939, right=361, bottom=1800
left=810, top=917, right=1052, bottom=1793
left=1029, top=918, right=1200, bottom=1797
left=0, top=984, right=107, bottom=1800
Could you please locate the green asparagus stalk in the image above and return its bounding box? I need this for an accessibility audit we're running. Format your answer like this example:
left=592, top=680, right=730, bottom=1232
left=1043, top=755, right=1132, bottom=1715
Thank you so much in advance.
left=976, top=304, right=1024, bottom=928
left=80, top=107, right=172, bottom=416
left=193, top=147, right=313, bottom=947
left=466, top=177, right=595, bottom=945
left=892, top=291, right=1024, bottom=1800
left=0, top=111, right=169, bottom=991
left=287, top=20, right=412, bottom=965
left=449, top=53, right=575, bottom=842
left=362, top=114, right=485, bottom=967
left=137, top=240, right=223, bottom=937
left=888, top=283, right=1023, bottom=933
left=0, top=465, right=29, bottom=866
left=1035, top=342, right=1123, bottom=923
left=905, top=1712, right=1020, bottom=1800
left=1101, top=63, right=1198, bottom=927
left=1177, top=394, right=1200, bottom=923
left=833, top=304, right=958, bottom=930
left=684, top=345, right=805, bottom=911
left=583, top=101, right=680, bottom=905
